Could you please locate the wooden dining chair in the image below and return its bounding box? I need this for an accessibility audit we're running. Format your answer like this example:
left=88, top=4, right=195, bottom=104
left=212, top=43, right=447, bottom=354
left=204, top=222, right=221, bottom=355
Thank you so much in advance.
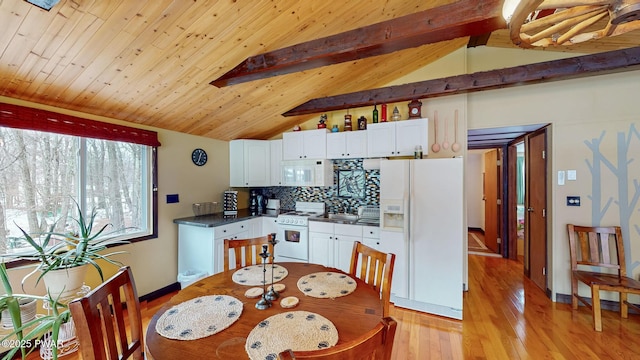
left=567, top=224, right=640, bottom=331
left=223, top=233, right=275, bottom=271
left=68, top=266, right=143, bottom=360
left=278, top=316, right=397, bottom=360
left=349, top=241, right=396, bottom=317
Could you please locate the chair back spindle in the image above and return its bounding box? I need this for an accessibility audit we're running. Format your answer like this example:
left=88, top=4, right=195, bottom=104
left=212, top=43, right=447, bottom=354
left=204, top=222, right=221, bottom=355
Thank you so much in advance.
left=348, top=241, right=395, bottom=317
left=224, top=234, right=275, bottom=271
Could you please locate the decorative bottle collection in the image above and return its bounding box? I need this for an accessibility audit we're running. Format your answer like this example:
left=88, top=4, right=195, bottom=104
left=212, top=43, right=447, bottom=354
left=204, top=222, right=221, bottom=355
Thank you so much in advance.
left=344, top=112, right=352, bottom=131
left=372, top=105, right=379, bottom=123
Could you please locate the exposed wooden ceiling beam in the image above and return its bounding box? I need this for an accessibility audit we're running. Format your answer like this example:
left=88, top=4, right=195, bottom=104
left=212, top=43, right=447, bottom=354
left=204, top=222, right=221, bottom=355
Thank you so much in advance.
left=210, top=0, right=506, bottom=87
left=283, top=46, right=640, bottom=116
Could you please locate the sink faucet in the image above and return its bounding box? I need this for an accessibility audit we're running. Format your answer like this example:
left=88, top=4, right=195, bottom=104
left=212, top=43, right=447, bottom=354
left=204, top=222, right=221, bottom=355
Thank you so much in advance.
left=342, top=203, right=351, bottom=214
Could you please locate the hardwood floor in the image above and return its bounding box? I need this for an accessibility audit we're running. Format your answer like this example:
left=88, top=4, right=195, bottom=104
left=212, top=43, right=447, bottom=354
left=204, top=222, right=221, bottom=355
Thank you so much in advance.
left=28, top=255, right=640, bottom=359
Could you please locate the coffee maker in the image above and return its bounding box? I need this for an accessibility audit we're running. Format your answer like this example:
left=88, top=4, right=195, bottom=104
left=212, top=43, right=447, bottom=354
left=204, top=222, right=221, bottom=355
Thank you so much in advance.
left=249, top=190, right=268, bottom=215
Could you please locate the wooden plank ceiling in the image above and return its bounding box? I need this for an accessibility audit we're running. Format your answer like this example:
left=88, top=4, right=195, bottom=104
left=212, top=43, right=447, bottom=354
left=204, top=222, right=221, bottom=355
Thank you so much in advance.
left=1, top=0, right=640, bottom=141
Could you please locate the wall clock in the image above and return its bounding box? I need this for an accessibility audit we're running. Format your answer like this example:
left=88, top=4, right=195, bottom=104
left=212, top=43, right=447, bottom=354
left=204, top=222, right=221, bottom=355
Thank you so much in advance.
left=191, top=148, right=208, bottom=166
left=408, top=99, right=422, bottom=119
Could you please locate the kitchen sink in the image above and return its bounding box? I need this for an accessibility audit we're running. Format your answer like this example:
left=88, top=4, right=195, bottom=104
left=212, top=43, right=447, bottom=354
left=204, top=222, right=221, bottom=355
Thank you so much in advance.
left=327, top=213, right=359, bottom=222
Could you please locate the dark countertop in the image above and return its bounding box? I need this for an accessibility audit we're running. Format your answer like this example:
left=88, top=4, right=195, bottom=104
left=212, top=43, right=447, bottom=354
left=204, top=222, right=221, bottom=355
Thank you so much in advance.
left=173, top=209, right=278, bottom=228
left=174, top=209, right=380, bottom=228
left=309, top=217, right=380, bottom=227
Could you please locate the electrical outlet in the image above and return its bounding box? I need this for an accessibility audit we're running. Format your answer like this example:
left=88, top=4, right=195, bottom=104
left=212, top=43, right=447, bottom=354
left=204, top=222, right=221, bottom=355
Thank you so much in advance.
left=567, top=196, right=580, bottom=206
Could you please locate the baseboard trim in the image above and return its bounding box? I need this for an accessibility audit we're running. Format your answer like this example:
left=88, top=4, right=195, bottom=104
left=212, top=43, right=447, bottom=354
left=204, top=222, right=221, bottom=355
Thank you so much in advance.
left=140, top=282, right=180, bottom=303
left=556, top=293, right=640, bottom=314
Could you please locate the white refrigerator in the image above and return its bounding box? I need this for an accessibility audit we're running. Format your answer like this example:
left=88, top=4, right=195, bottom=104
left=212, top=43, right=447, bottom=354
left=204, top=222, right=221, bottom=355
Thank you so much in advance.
left=379, top=158, right=464, bottom=320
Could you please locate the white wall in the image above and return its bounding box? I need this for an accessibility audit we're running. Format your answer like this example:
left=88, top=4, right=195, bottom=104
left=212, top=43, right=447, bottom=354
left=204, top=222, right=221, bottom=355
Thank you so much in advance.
left=465, top=151, right=484, bottom=229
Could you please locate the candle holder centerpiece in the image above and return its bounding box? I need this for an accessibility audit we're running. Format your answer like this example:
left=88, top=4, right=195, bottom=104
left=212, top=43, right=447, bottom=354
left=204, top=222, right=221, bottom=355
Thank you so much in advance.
left=265, top=233, right=279, bottom=301
left=255, top=244, right=272, bottom=310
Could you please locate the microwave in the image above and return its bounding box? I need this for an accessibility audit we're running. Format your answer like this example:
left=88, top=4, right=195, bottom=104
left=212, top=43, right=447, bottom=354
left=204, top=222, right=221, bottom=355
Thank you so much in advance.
left=281, top=159, right=333, bottom=187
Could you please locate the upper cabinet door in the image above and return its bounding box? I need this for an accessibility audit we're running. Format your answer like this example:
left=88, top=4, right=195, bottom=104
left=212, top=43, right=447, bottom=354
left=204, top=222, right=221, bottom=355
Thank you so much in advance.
left=283, top=129, right=328, bottom=160
left=367, top=122, right=396, bottom=157
left=345, top=131, right=367, bottom=158
left=229, top=140, right=271, bottom=187
left=395, top=119, right=428, bottom=156
left=326, top=132, right=347, bottom=159
left=270, top=139, right=283, bottom=186
left=282, top=132, right=304, bottom=160
left=302, top=129, right=328, bottom=159
left=245, top=140, right=270, bottom=186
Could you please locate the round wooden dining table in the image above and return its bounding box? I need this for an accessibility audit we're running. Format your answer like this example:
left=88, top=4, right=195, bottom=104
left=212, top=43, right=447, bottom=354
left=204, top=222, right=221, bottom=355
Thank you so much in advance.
left=145, top=262, right=383, bottom=360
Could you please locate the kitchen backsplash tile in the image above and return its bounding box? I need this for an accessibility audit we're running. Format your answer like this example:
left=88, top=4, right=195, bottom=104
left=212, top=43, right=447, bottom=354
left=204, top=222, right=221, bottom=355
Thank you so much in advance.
left=259, top=159, right=379, bottom=214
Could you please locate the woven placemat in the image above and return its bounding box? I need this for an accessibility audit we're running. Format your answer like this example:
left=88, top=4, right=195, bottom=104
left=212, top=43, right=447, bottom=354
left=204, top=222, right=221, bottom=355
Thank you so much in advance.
left=232, top=264, right=289, bottom=286
left=297, top=272, right=357, bottom=299
left=156, top=295, right=242, bottom=340
left=245, top=311, right=338, bottom=360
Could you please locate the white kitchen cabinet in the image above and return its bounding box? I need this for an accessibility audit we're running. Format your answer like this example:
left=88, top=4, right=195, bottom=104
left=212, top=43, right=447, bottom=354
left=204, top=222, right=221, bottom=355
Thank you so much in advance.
left=333, top=223, right=362, bottom=273
left=261, top=216, right=278, bottom=237
left=229, top=140, right=271, bottom=187
left=309, top=221, right=334, bottom=268
left=309, top=221, right=363, bottom=271
left=326, top=131, right=367, bottom=159
left=270, top=139, right=283, bottom=186
left=367, top=119, right=428, bottom=157
left=178, top=224, right=216, bottom=279
left=395, top=119, right=429, bottom=156
left=362, top=225, right=380, bottom=250
left=213, top=221, right=251, bottom=274
left=366, top=122, right=396, bottom=158
left=177, top=219, right=254, bottom=280
left=283, top=129, right=328, bottom=160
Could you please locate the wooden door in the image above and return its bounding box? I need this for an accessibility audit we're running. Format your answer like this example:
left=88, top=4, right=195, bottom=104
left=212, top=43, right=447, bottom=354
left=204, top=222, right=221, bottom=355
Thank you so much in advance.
left=483, top=150, right=499, bottom=253
left=506, top=144, right=518, bottom=260
left=526, top=129, right=547, bottom=292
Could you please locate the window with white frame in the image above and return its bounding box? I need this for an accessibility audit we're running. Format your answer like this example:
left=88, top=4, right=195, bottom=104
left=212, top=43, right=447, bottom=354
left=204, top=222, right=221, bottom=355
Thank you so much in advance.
left=0, top=104, right=159, bottom=257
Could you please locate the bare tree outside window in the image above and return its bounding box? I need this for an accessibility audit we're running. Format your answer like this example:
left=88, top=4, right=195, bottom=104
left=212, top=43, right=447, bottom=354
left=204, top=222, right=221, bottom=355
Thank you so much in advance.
left=0, top=127, right=151, bottom=256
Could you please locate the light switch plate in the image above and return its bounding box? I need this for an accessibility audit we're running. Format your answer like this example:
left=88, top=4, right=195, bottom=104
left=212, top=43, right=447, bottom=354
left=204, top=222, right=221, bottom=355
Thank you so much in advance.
left=558, top=170, right=565, bottom=185
left=567, top=170, right=577, bottom=181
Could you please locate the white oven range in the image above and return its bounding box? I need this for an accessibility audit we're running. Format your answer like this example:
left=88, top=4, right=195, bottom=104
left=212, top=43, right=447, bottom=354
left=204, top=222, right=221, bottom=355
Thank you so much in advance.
left=275, top=201, right=325, bottom=263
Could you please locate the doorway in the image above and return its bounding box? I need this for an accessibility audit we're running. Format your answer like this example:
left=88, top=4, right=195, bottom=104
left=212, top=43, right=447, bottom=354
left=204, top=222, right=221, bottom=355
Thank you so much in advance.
left=467, top=125, right=549, bottom=293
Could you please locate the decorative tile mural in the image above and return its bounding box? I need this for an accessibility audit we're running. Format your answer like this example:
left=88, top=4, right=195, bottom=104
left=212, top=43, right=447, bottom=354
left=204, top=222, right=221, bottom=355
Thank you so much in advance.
left=258, top=159, right=379, bottom=214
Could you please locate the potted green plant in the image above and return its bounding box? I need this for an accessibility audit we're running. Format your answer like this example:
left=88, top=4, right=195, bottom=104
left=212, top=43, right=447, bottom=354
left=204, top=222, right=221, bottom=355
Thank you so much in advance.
left=1, top=200, right=131, bottom=360
left=0, top=263, right=70, bottom=360
left=9, top=199, right=130, bottom=299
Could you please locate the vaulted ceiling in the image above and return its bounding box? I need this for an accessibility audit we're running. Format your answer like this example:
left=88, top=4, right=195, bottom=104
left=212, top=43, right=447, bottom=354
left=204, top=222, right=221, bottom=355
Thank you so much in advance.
left=1, top=0, right=640, bottom=141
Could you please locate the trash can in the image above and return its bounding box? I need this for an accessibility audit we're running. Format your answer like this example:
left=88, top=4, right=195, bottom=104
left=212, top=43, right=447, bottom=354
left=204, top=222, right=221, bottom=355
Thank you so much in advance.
left=178, top=270, right=206, bottom=289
